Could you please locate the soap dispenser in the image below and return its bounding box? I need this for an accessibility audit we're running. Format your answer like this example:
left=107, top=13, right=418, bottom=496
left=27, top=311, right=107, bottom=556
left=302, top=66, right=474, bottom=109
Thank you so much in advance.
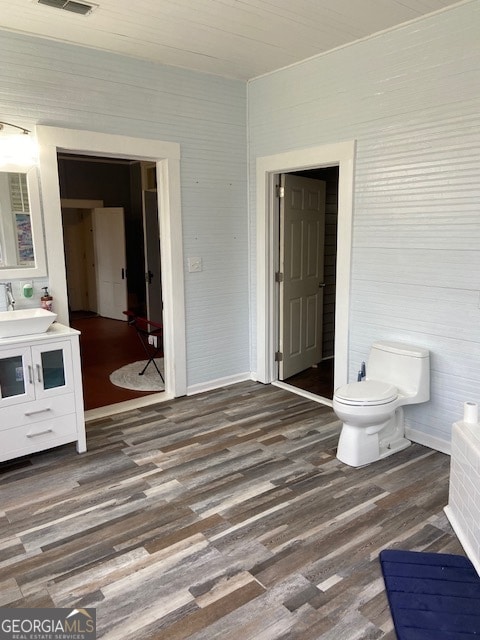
left=41, top=287, right=53, bottom=312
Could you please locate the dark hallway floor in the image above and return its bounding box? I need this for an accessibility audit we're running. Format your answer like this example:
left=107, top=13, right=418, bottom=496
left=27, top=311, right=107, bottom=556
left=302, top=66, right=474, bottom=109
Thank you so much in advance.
left=284, top=358, right=334, bottom=400
left=71, top=315, right=161, bottom=411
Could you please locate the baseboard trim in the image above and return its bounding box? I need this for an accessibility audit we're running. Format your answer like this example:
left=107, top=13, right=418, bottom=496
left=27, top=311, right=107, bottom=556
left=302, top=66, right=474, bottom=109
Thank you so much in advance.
left=272, top=381, right=333, bottom=407
left=405, top=426, right=451, bottom=455
left=85, top=392, right=174, bottom=421
left=187, top=372, right=252, bottom=396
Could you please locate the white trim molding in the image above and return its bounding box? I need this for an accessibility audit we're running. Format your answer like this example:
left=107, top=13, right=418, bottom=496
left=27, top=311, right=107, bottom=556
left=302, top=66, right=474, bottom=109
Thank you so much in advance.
left=85, top=391, right=175, bottom=421
left=273, top=381, right=334, bottom=407
left=405, top=427, right=451, bottom=455
left=255, top=140, right=356, bottom=391
left=36, top=125, right=187, bottom=398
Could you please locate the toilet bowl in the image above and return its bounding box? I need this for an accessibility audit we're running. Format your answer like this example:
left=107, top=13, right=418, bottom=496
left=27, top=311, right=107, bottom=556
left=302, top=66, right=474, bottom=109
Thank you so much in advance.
left=334, top=381, right=407, bottom=467
left=333, top=341, right=430, bottom=467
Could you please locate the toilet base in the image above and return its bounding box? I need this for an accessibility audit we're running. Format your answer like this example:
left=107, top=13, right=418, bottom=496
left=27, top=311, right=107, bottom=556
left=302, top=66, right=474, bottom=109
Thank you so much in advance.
left=336, top=410, right=411, bottom=467
left=378, top=436, right=411, bottom=462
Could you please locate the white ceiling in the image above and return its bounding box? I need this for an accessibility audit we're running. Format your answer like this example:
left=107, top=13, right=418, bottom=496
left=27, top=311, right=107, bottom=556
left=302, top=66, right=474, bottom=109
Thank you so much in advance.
left=0, top=0, right=465, bottom=80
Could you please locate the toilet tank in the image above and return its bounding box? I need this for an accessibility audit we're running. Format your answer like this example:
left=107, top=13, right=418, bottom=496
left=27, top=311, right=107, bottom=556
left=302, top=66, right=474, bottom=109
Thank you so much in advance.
left=367, top=341, right=430, bottom=405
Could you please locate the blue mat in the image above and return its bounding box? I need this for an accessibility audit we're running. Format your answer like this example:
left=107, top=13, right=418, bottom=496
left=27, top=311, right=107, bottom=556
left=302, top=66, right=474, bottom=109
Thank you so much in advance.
left=380, top=549, right=480, bottom=639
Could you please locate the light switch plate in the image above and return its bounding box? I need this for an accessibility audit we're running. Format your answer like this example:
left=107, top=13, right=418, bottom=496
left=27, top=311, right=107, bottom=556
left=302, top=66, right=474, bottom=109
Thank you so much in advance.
left=188, top=257, right=202, bottom=273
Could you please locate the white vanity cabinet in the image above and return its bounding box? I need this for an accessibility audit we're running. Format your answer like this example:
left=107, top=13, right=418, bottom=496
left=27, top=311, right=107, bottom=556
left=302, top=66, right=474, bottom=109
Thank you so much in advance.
left=0, top=323, right=86, bottom=462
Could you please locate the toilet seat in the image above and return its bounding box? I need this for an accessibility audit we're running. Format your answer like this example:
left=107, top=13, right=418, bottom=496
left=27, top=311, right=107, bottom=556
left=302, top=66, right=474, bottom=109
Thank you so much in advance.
left=334, top=380, right=398, bottom=406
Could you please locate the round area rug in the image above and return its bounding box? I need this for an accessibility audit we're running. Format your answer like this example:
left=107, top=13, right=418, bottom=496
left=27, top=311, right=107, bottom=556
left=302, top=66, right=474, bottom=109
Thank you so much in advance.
left=109, top=359, right=164, bottom=392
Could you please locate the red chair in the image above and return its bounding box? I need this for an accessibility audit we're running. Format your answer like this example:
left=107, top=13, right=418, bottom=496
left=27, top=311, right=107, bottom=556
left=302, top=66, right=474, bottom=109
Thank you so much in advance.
left=123, top=311, right=164, bottom=381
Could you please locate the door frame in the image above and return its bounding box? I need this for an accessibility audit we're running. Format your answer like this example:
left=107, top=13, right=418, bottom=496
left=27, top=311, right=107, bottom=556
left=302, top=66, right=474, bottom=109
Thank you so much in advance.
left=256, top=140, right=355, bottom=395
left=36, top=126, right=187, bottom=399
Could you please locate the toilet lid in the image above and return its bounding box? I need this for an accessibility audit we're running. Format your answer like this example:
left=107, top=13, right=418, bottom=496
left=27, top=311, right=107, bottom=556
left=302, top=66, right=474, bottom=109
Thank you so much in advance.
left=334, top=380, right=398, bottom=406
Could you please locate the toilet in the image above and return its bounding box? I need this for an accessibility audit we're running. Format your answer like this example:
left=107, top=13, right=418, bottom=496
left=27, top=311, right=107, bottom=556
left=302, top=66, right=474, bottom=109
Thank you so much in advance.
left=333, top=341, right=430, bottom=467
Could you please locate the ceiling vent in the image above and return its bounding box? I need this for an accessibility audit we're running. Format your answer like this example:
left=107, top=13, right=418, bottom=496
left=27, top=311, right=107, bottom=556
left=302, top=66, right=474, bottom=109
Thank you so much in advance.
left=36, top=0, right=98, bottom=16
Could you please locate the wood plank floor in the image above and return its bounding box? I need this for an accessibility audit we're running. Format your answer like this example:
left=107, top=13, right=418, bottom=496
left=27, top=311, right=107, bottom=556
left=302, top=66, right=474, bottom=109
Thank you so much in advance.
left=0, top=381, right=463, bottom=639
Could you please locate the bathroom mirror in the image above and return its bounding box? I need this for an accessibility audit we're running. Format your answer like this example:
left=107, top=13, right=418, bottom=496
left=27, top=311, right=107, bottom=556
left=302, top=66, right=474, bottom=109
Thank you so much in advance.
left=0, top=165, right=47, bottom=278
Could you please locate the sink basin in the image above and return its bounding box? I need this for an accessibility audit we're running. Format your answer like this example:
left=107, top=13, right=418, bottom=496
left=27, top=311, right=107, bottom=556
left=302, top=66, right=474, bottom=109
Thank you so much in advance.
left=0, top=308, right=57, bottom=338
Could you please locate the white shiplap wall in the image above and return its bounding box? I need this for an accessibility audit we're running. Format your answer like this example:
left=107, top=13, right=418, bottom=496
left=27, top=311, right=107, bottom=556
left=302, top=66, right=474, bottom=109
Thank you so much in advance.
left=0, top=30, right=248, bottom=388
left=248, top=0, right=480, bottom=449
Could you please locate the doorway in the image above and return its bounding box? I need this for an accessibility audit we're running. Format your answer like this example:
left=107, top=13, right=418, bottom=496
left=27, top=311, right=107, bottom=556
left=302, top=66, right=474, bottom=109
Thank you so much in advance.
left=59, top=154, right=158, bottom=321
left=58, top=154, right=164, bottom=410
left=36, top=126, right=187, bottom=414
left=278, top=167, right=339, bottom=399
left=255, top=140, right=355, bottom=402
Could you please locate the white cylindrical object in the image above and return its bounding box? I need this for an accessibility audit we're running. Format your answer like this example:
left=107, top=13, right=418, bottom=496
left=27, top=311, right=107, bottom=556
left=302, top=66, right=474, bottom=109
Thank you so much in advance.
left=463, top=401, right=478, bottom=424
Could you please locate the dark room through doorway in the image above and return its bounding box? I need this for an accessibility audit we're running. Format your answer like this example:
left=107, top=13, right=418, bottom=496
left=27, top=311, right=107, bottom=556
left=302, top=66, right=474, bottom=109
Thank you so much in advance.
left=58, top=154, right=164, bottom=410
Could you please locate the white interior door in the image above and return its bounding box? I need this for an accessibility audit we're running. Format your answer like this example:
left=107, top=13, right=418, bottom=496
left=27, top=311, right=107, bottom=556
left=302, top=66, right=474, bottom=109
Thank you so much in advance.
left=279, top=174, right=326, bottom=380
left=92, top=207, right=127, bottom=321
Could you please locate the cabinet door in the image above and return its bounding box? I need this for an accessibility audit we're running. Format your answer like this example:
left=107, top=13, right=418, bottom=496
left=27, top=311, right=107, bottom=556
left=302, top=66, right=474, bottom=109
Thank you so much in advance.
left=31, top=341, right=74, bottom=399
left=0, top=346, right=36, bottom=407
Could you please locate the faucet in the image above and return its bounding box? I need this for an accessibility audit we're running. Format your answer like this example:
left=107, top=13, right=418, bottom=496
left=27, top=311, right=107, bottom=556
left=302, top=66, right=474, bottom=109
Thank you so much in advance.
left=0, top=282, right=15, bottom=311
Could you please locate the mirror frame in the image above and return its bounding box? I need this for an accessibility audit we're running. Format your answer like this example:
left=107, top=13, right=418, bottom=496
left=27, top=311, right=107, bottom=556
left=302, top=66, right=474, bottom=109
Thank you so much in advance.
left=0, top=164, right=47, bottom=279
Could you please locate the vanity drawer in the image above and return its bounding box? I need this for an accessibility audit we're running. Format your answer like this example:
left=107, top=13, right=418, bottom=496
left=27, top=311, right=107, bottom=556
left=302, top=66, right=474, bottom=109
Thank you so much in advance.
left=0, top=414, right=78, bottom=462
left=0, top=394, right=76, bottom=431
